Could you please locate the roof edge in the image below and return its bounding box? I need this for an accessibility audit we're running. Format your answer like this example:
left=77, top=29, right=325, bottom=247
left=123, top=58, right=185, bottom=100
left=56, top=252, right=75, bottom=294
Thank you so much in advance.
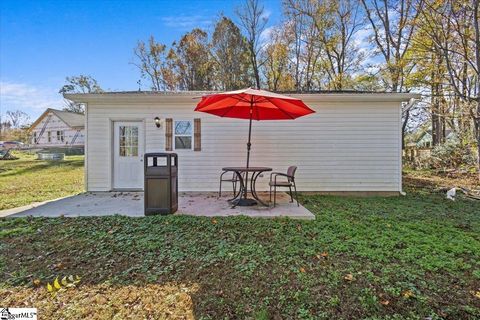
left=64, top=91, right=421, bottom=104
left=29, top=108, right=85, bottom=131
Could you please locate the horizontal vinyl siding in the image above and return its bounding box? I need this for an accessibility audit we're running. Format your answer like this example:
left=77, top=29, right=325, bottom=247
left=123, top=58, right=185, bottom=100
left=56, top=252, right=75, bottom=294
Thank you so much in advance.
left=86, top=101, right=401, bottom=192
left=86, top=109, right=109, bottom=191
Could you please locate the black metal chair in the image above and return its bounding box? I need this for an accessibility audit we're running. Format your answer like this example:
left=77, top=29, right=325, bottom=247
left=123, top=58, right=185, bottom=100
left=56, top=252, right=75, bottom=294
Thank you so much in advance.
left=269, top=166, right=299, bottom=207
left=219, top=171, right=241, bottom=198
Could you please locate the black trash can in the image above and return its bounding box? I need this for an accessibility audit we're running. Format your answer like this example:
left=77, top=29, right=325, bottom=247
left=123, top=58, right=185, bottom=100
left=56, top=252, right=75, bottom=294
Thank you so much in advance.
left=144, top=153, right=178, bottom=216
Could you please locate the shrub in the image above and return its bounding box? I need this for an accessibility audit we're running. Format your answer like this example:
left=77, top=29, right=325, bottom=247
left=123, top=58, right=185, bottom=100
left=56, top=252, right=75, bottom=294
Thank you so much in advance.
left=404, top=139, right=478, bottom=170
left=429, top=139, right=477, bottom=170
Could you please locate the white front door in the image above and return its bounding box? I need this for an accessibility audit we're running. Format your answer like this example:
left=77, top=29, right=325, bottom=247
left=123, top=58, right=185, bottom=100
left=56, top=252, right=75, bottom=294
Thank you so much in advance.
left=113, top=121, right=144, bottom=189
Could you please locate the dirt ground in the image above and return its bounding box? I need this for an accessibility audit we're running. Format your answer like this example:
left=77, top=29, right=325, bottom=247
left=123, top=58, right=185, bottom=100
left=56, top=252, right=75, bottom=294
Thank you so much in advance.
left=404, top=169, right=480, bottom=191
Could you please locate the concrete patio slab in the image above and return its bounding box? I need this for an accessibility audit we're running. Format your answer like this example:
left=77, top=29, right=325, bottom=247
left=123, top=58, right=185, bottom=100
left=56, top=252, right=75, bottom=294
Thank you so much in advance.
left=179, top=192, right=314, bottom=220
left=2, top=192, right=315, bottom=220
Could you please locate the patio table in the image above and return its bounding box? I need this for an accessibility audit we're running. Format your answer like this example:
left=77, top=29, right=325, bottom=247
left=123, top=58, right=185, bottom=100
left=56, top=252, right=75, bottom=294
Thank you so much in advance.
left=222, top=166, right=272, bottom=207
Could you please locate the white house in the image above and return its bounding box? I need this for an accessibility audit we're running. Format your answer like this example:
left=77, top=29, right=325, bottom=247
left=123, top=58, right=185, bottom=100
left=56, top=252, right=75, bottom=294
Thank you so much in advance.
left=414, top=128, right=456, bottom=148
left=64, top=91, right=420, bottom=194
left=30, top=108, right=85, bottom=147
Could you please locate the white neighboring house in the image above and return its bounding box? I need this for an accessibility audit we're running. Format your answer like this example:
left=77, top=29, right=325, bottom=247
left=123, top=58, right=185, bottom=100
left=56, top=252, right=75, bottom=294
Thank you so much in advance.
left=64, top=91, right=420, bottom=193
left=30, top=108, right=85, bottom=147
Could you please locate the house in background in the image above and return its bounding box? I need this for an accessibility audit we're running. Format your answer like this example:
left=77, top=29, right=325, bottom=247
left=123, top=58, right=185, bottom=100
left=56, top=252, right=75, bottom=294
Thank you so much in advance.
left=404, top=124, right=457, bottom=161
left=413, top=127, right=456, bottom=148
left=65, top=91, right=419, bottom=194
left=29, top=108, right=85, bottom=147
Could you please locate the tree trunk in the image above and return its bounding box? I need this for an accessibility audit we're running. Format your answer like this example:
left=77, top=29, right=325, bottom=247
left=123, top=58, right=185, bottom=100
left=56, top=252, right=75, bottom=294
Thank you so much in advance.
left=253, top=66, right=260, bottom=89
left=475, top=0, right=480, bottom=180
left=431, top=81, right=441, bottom=146
left=250, top=45, right=261, bottom=89
left=476, top=98, right=480, bottom=181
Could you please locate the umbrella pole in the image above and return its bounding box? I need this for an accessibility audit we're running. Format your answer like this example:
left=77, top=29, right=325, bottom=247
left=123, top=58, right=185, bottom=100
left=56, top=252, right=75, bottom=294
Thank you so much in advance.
left=244, top=103, right=253, bottom=200
left=246, top=111, right=253, bottom=168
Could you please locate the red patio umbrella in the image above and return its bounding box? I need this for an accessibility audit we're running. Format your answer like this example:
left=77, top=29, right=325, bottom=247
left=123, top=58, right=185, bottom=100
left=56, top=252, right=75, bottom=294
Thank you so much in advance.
left=195, top=88, right=315, bottom=169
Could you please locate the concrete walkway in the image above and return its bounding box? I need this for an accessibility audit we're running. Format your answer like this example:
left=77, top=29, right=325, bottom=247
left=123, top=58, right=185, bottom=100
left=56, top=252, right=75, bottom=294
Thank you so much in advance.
left=1, top=192, right=315, bottom=220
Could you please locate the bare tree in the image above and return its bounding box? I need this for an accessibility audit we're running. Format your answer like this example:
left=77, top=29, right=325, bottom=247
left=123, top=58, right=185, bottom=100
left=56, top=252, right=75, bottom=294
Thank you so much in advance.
left=360, top=0, right=424, bottom=92
left=59, top=75, right=103, bottom=94
left=408, top=5, right=450, bottom=147
left=211, top=16, right=252, bottom=90
left=262, top=27, right=294, bottom=91
left=6, top=110, right=30, bottom=128
left=236, top=0, right=269, bottom=89
left=286, top=0, right=364, bottom=90
left=169, top=28, right=214, bottom=91
left=421, top=0, right=480, bottom=178
left=59, top=75, right=103, bottom=113
left=283, top=3, right=322, bottom=91
left=132, top=36, right=176, bottom=91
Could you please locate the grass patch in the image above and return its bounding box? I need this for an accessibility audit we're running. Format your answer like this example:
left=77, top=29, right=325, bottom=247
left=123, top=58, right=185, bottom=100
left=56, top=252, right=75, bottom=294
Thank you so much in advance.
left=0, top=151, right=84, bottom=210
left=0, top=217, right=35, bottom=238
left=1, top=178, right=479, bottom=319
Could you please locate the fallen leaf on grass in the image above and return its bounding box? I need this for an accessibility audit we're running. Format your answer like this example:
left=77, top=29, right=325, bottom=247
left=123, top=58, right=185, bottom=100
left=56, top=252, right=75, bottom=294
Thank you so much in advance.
left=344, top=274, right=354, bottom=281
left=33, top=279, right=41, bottom=287
left=380, top=300, right=390, bottom=306
left=299, top=267, right=306, bottom=273
left=53, top=278, right=62, bottom=290
left=316, top=252, right=328, bottom=259
left=46, top=275, right=82, bottom=297
left=471, top=290, right=480, bottom=299
left=212, top=219, right=217, bottom=224
left=403, top=290, right=414, bottom=298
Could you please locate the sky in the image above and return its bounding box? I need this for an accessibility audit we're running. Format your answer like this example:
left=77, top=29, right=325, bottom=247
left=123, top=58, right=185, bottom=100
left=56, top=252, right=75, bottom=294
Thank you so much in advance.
left=0, top=0, right=282, bottom=120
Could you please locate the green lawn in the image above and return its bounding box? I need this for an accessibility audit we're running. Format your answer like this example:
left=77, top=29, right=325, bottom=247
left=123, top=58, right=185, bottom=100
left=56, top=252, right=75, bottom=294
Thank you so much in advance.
left=1, top=184, right=479, bottom=319
left=0, top=152, right=84, bottom=210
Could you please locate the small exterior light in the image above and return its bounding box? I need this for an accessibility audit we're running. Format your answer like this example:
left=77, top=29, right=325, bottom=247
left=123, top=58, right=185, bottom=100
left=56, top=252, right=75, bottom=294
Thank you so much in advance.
left=154, top=117, right=161, bottom=128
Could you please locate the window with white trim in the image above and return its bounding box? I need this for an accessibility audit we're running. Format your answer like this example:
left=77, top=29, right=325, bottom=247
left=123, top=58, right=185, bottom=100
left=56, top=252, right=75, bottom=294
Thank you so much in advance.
left=174, top=120, right=193, bottom=150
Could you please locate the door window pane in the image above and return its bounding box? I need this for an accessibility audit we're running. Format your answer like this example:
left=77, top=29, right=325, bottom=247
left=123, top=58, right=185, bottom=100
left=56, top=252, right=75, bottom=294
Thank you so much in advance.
left=119, top=125, right=139, bottom=157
